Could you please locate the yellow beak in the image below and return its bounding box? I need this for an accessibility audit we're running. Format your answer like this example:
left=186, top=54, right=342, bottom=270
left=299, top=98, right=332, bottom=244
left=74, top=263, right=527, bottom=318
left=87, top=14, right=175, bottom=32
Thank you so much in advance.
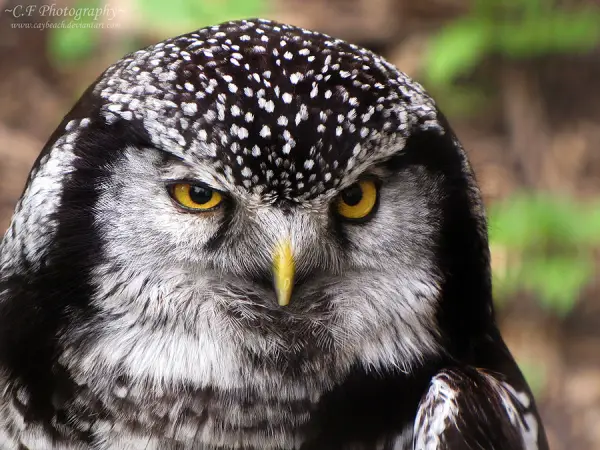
left=272, top=240, right=295, bottom=306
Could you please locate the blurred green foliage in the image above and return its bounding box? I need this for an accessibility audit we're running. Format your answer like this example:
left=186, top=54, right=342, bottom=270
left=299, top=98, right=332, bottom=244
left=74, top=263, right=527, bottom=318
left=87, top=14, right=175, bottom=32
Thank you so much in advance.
left=141, top=0, right=265, bottom=36
left=48, top=0, right=102, bottom=63
left=48, top=0, right=265, bottom=64
left=425, top=0, right=600, bottom=88
left=489, top=193, right=600, bottom=316
left=423, top=0, right=600, bottom=116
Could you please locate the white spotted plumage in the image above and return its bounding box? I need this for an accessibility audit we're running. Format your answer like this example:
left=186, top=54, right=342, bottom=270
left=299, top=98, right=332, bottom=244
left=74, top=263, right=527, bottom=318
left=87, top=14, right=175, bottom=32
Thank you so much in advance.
left=86, top=18, right=439, bottom=204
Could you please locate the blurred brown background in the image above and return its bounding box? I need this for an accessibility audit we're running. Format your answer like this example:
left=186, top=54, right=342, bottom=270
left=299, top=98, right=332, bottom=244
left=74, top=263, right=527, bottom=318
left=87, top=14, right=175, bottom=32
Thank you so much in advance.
left=0, top=0, right=599, bottom=448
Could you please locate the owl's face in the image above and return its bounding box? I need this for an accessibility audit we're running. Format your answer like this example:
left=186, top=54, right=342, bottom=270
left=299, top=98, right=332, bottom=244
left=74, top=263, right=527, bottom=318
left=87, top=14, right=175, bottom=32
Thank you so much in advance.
left=90, top=140, right=442, bottom=368
left=1, top=19, right=491, bottom=392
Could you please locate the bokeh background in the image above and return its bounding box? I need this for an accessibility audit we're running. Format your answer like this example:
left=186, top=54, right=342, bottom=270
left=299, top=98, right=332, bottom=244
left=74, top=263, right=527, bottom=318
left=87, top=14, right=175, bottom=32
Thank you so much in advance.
left=0, top=0, right=599, bottom=448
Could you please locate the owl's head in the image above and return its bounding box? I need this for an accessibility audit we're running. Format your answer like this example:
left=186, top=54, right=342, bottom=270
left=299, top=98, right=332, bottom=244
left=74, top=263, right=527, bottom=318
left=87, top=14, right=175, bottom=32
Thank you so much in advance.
left=1, top=19, right=492, bottom=389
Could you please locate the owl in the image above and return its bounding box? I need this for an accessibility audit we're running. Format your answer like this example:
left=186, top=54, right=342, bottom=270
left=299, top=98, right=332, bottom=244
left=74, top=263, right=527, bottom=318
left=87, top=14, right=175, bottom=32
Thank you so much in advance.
left=0, top=18, right=548, bottom=450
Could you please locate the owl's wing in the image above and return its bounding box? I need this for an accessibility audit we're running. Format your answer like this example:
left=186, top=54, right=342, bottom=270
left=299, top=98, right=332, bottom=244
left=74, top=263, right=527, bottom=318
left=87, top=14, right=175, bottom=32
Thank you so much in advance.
left=413, top=367, right=542, bottom=450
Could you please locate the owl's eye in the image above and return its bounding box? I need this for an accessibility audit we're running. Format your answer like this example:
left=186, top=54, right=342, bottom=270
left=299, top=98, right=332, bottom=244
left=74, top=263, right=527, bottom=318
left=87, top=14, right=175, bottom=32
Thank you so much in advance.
left=169, top=183, right=223, bottom=211
left=336, top=179, right=378, bottom=220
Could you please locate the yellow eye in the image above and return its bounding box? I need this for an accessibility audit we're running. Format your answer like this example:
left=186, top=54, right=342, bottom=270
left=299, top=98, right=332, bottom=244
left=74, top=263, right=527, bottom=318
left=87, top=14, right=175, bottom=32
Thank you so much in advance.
left=170, top=183, right=223, bottom=211
left=336, top=180, right=378, bottom=220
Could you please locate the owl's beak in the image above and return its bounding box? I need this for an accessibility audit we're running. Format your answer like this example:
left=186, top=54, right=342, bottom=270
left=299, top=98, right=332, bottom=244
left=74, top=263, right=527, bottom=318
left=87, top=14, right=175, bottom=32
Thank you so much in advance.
left=272, top=240, right=295, bottom=306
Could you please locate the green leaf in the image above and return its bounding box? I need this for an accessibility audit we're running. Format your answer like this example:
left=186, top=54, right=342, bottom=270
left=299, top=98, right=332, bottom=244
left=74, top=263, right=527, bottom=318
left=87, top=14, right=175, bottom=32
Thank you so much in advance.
left=489, top=194, right=537, bottom=248
left=140, top=0, right=265, bottom=37
left=578, top=201, right=600, bottom=244
left=427, top=1, right=600, bottom=88
left=496, top=11, right=600, bottom=58
left=488, top=193, right=600, bottom=249
left=489, top=192, right=599, bottom=316
left=493, top=254, right=591, bottom=316
left=48, top=0, right=101, bottom=63
left=424, top=19, right=492, bottom=87
left=522, top=256, right=592, bottom=315
left=49, top=27, right=97, bottom=63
